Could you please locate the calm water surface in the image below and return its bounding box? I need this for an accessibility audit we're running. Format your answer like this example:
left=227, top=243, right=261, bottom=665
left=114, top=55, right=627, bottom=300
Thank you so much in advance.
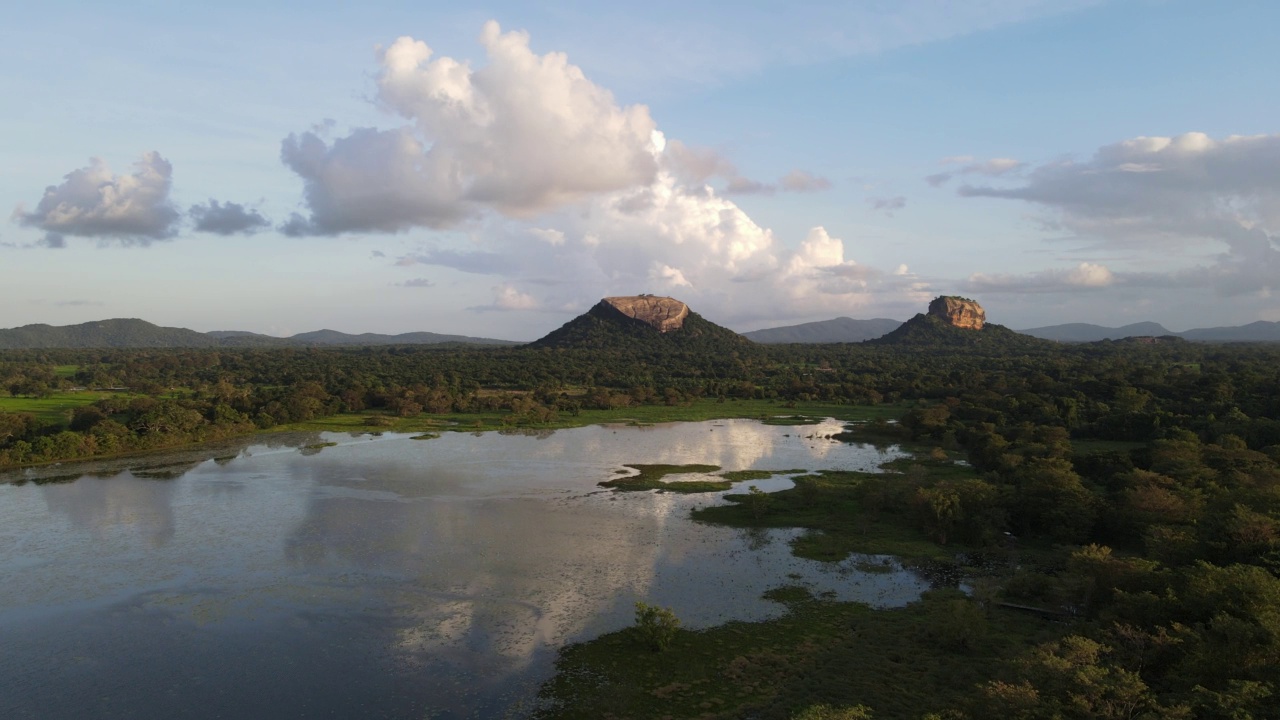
left=0, top=419, right=923, bottom=718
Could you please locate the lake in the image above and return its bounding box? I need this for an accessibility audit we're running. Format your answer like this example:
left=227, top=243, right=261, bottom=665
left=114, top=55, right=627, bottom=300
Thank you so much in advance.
left=0, top=418, right=926, bottom=718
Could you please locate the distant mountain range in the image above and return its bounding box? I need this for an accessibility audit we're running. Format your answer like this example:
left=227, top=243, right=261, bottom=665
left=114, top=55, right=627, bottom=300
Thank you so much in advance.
left=742, top=317, right=904, bottom=344
left=744, top=316, right=1280, bottom=344
left=0, top=319, right=518, bottom=349
left=7, top=314, right=1280, bottom=350
left=1018, top=320, right=1280, bottom=343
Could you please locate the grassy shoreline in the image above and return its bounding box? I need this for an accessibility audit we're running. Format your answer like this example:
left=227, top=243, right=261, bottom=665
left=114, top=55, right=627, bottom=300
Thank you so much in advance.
left=273, top=399, right=903, bottom=435
left=535, top=587, right=1060, bottom=720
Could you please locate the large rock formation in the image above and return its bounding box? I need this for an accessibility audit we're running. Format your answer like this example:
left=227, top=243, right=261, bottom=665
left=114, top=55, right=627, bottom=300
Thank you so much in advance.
left=602, top=295, right=690, bottom=333
left=928, top=296, right=985, bottom=330
left=529, top=296, right=750, bottom=350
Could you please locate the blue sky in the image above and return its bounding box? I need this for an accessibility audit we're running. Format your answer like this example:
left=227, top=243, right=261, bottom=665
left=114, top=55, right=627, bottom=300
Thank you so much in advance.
left=4, top=0, right=1279, bottom=339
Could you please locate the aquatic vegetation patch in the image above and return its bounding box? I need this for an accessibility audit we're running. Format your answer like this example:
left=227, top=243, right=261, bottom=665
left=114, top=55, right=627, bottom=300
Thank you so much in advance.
left=760, top=415, right=827, bottom=426
left=718, top=469, right=807, bottom=482
left=536, top=590, right=1053, bottom=719
left=603, top=465, right=814, bottom=493
left=600, top=463, right=728, bottom=493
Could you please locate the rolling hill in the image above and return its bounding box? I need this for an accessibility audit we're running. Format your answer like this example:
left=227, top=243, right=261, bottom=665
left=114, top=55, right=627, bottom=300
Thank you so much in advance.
left=0, top=319, right=516, bottom=349
left=742, top=317, right=903, bottom=344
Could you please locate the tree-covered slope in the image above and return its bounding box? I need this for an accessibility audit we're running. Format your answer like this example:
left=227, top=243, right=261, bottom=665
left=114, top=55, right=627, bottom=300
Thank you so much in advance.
left=530, top=300, right=752, bottom=352
left=868, top=313, right=1048, bottom=350
left=0, top=319, right=219, bottom=349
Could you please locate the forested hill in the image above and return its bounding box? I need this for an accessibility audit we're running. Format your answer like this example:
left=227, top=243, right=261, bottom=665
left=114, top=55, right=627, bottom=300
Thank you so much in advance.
left=742, top=317, right=903, bottom=344
left=531, top=300, right=751, bottom=352
left=868, top=313, right=1049, bottom=350
left=0, top=319, right=517, bottom=349
left=0, top=319, right=222, bottom=349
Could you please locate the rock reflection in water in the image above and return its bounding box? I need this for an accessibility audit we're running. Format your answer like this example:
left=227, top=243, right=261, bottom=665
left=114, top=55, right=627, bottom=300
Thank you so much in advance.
left=0, top=419, right=915, bottom=718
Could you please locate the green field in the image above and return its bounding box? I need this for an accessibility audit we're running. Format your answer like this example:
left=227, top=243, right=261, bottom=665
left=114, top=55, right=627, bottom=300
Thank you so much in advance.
left=0, top=391, right=120, bottom=424
left=52, top=365, right=80, bottom=378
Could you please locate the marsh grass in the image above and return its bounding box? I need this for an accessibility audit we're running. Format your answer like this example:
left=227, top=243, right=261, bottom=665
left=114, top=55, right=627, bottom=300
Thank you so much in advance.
left=695, top=469, right=954, bottom=562
left=536, top=589, right=1059, bottom=720
left=600, top=464, right=729, bottom=493
left=601, top=465, right=813, bottom=494
left=719, top=469, right=807, bottom=482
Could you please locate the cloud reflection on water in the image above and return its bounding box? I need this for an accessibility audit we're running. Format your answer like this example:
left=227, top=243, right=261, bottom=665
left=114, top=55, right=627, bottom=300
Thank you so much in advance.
left=0, top=418, right=916, bottom=717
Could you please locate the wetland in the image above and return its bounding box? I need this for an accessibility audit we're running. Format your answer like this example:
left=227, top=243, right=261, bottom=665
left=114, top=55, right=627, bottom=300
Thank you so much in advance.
left=1, top=418, right=926, bottom=718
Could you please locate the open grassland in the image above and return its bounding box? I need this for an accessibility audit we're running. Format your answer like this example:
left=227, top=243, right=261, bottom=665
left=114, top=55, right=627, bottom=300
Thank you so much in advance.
left=0, top=391, right=123, bottom=424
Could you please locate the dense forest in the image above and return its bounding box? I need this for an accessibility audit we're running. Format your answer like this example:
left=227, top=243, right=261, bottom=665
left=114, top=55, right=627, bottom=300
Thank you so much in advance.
left=4, top=337, right=1280, bottom=717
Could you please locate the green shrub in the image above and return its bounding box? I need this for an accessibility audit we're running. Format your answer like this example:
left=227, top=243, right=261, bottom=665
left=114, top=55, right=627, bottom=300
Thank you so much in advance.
left=634, top=601, right=681, bottom=652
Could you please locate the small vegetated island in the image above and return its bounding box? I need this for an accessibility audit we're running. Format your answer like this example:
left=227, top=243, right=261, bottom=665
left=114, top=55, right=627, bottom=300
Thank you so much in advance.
left=3, top=295, right=1280, bottom=719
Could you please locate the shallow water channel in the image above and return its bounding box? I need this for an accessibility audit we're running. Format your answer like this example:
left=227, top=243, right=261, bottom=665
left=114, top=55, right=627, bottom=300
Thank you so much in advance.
left=1, top=418, right=925, bottom=718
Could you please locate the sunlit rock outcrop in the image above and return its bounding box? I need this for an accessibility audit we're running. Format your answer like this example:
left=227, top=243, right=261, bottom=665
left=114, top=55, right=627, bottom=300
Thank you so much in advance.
left=927, top=296, right=985, bottom=330
left=601, top=295, right=690, bottom=333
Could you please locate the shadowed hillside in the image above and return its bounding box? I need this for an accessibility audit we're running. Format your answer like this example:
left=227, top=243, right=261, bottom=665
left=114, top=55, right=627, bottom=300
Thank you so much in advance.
left=743, top=317, right=903, bottom=344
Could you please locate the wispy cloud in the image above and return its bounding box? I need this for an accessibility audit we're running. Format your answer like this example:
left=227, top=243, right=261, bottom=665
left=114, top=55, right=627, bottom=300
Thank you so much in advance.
left=868, top=196, right=906, bottom=216
left=395, top=278, right=435, bottom=288
left=958, top=132, right=1280, bottom=297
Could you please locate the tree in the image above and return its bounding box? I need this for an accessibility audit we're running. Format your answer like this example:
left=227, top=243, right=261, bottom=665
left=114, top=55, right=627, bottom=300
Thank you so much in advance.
left=633, top=601, right=680, bottom=652
left=791, top=705, right=873, bottom=720
left=746, top=485, right=772, bottom=519
left=915, top=486, right=961, bottom=545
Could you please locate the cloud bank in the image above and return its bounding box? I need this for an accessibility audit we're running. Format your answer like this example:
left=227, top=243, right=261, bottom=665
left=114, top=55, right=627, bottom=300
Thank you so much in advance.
left=958, top=132, right=1280, bottom=297
left=277, top=21, right=915, bottom=325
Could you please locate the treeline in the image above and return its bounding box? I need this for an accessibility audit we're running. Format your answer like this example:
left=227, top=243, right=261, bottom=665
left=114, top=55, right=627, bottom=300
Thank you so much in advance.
left=2, top=340, right=1280, bottom=470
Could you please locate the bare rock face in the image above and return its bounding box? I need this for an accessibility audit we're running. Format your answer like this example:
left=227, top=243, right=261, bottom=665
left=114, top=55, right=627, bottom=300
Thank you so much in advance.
left=928, top=296, right=986, bottom=330
left=603, top=295, right=690, bottom=333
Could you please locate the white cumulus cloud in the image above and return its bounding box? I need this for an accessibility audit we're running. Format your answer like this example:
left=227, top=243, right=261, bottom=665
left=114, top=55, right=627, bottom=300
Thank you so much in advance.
left=282, top=21, right=660, bottom=235
left=280, top=21, right=924, bottom=326
left=13, top=152, right=180, bottom=245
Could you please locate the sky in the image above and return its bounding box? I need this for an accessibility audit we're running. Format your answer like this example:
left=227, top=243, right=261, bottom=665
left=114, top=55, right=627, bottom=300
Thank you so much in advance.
left=3, top=0, right=1279, bottom=340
